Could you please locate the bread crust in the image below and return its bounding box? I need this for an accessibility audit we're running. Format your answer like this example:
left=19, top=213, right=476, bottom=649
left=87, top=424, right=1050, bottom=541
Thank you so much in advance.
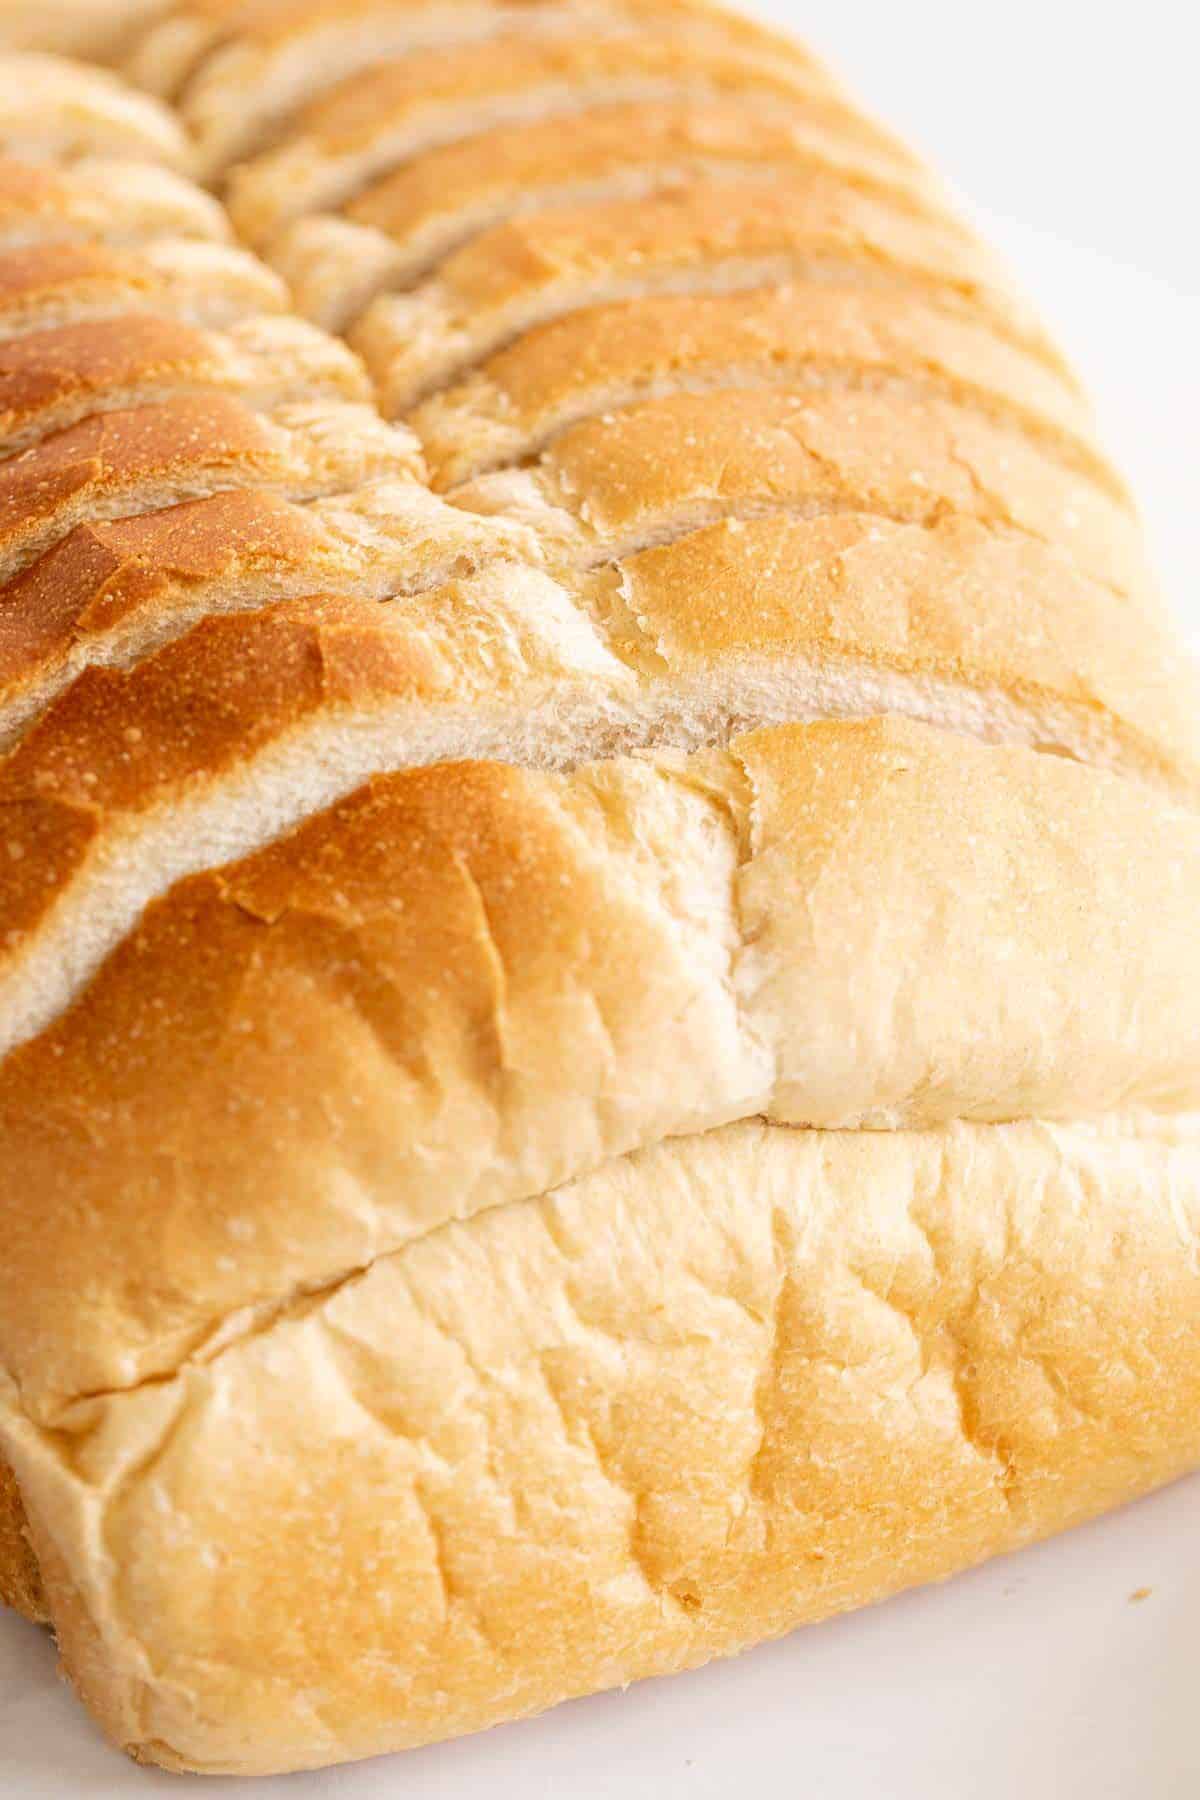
left=0, top=392, right=422, bottom=584
left=0, top=0, right=166, bottom=61
left=411, top=283, right=1103, bottom=489
left=0, top=50, right=187, bottom=164
left=0, top=312, right=368, bottom=455
left=452, top=385, right=1146, bottom=599
left=0, top=238, right=292, bottom=337
left=0, top=156, right=229, bottom=249
left=136, top=0, right=833, bottom=173
left=224, top=31, right=877, bottom=246
left=6, top=1112, right=1200, bottom=1772
left=275, top=95, right=945, bottom=328
left=349, top=176, right=1051, bottom=415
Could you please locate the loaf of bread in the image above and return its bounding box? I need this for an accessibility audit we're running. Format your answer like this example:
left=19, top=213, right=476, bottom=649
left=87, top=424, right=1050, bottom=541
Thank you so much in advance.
left=0, top=5, right=1196, bottom=1779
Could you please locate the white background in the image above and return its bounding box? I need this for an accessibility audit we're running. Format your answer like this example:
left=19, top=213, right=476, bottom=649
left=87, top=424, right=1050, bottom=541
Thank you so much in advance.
left=4, top=1, right=1199, bottom=1794
left=798, top=0, right=1200, bottom=645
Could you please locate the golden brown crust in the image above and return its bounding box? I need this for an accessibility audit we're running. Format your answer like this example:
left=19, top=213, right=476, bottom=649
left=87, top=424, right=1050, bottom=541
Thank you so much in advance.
left=0, top=312, right=369, bottom=455
left=455, top=385, right=1146, bottom=599
left=0, top=236, right=294, bottom=336
left=195, top=0, right=852, bottom=177
left=0, top=393, right=270, bottom=549
left=412, top=282, right=1105, bottom=488
left=0, top=481, right=537, bottom=742
left=0, top=500, right=1187, bottom=1096
left=617, top=513, right=1197, bottom=783
left=0, top=497, right=1184, bottom=781
left=276, top=95, right=947, bottom=331
left=0, top=492, right=336, bottom=691
left=342, top=89, right=940, bottom=271
left=148, top=0, right=820, bottom=57
left=351, top=176, right=1054, bottom=414
left=0, top=241, right=159, bottom=332
left=346, top=91, right=934, bottom=241
left=0, top=596, right=454, bottom=885
left=144, top=0, right=838, bottom=174
left=0, top=316, right=247, bottom=453
left=0, top=0, right=167, bottom=61
left=0, top=392, right=423, bottom=583
left=266, top=31, right=827, bottom=161
left=225, top=30, right=886, bottom=245
left=0, top=160, right=100, bottom=239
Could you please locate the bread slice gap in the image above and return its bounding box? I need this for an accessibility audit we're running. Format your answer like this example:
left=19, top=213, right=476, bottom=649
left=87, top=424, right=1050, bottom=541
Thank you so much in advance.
left=410, top=283, right=1109, bottom=492
left=224, top=32, right=887, bottom=246
left=273, top=94, right=948, bottom=329
left=0, top=481, right=542, bottom=746
left=348, top=178, right=1058, bottom=415
left=0, top=157, right=231, bottom=252
left=0, top=314, right=372, bottom=459
left=0, top=393, right=423, bottom=586
left=450, top=385, right=1149, bottom=601
left=0, top=51, right=187, bottom=166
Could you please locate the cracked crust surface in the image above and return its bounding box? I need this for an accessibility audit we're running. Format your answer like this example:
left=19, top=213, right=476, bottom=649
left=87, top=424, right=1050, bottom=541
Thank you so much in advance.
left=409, top=282, right=1104, bottom=489
left=7, top=1111, right=1200, bottom=1772
left=450, top=385, right=1145, bottom=599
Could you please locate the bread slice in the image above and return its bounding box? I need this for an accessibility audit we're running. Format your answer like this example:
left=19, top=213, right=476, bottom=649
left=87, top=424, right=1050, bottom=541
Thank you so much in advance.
left=0, top=481, right=541, bottom=743
left=0, top=156, right=230, bottom=249
left=0, top=50, right=187, bottom=164
left=0, top=239, right=290, bottom=337
left=273, top=94, right=945, bottom=328
left=224, top=30, right=868, bottom=245
left=6, top=1108, right=1199, bottom=1772
left=350, top=178, right=1050, bottom=414
left=0, top=0, right=166, bottom=61
left=410, top=283, right=1103, bottom=488
left=452, top=386, right=1146, bottom=599
left=0, top=392, right=422, bottom=584
left=0, top=312, right=369, bottom=456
